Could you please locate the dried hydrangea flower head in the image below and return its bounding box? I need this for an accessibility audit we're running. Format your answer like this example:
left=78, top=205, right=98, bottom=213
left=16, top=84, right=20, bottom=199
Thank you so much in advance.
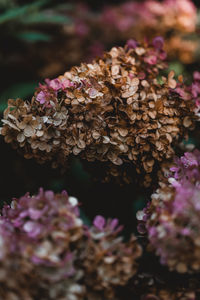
left=2, top=188, right=83, bottom=273
left=1, top=188, right=85, bottom=300
left=190, top=71, right=200, bottom=120
left=0, top=220, right=34, bottom=300
left=81, top=215, right=142, bottom=299
left=1, top=39, right=196, bottom=186
left=0, top=189, right=142, bottom=299
left=137, top=150, right=200, bottom=274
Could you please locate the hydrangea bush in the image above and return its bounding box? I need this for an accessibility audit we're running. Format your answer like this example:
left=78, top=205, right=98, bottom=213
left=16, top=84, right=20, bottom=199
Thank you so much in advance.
left=1, top=17, right=200, bottom=298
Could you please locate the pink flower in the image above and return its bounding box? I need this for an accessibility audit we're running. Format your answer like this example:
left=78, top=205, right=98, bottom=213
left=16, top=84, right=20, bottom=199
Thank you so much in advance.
left=193, top=71, right=200, bottom=81
left=23, top=221, right=42, bottom=238
left=146, top=1, right=165, bottom=15
left=175, top=0, right=196, bottom=15
left=159, top=51, right=167, bottom=60
left=152, top=36, right=164, bottom=50
left=117, top=17, right=134, bottom=32
left=144, top=54, right=157, bottom=65
left=60, top=78, right=74, bottom=89
left=93, top=215, right=105, bottom=230
left=49, top=79, right=62, bottom=91
left=192, top=82, right=200, bottom=98
left=36, top=91, right=46, bottom=104
left=127, top=39, right=138, bottom=49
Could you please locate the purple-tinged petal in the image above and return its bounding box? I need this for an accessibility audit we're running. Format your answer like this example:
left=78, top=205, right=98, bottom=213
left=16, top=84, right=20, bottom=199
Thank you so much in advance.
left=93, top=215, right=105, bottom=230
left=36, top=91, right=46, bottom=104
left=127, top=39, right=138, bottom=49
left=152, top=36, right=164, bottom=50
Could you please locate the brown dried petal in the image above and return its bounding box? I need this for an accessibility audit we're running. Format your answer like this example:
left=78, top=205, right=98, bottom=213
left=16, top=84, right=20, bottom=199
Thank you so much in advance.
left=17, top=133, right=25, bottom=143
left=118, top=128, right=128, bottom=137
left=24, top=126, right=35, bottom=137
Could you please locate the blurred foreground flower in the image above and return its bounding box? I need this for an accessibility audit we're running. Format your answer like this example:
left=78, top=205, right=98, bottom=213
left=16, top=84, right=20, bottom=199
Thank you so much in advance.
left=137, top=150, right=200, bottom=273
left=1, top=39, right=197, bottom=186
left=0, top=189, right=141, bottom=299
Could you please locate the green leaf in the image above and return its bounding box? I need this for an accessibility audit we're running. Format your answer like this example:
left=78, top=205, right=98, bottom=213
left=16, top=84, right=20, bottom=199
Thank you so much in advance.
left=22, top=12, right=72, bottom=24
left=157, top=75, right=164, bottom=85
left=0, top=0, right=49, bottom=24
left=0, top=81, right=37, bottom=113
left=168, top=61, right=184, bottom=76
left=17, top=31, right=51, bottom=42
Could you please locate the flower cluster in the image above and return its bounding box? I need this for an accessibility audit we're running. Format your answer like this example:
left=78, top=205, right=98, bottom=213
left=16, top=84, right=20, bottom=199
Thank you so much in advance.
left=0, top=189, right=85, bottom=300
left=137, top=150, right=200, bottom=273
left=102, top=0, right=196, bottom=33
left=81, top=215, right=142, bottom=299
left=69, top=0, right=198, bottom=65
left=1, top=39, right=196, bottom=186
left=37, top=0, right=197, bottom=79
left=0, top=189, right=141, bottom=299
left=191, top=71, right=200, bottom=120
left=0, top=219, right=34, bottom=300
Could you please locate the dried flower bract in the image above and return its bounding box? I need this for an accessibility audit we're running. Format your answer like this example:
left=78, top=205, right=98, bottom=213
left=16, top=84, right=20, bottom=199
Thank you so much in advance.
left=1, top=39, right=196, bottom=186
left=137, top=150, right=200, bottom=273
left=0, top=189, right=141, bottom=299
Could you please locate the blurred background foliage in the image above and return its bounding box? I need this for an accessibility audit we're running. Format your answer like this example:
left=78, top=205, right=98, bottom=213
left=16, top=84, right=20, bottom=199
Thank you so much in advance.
left=0, top=0, right=200, bottom=232
left=0, top=0, right=73, bottom=111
